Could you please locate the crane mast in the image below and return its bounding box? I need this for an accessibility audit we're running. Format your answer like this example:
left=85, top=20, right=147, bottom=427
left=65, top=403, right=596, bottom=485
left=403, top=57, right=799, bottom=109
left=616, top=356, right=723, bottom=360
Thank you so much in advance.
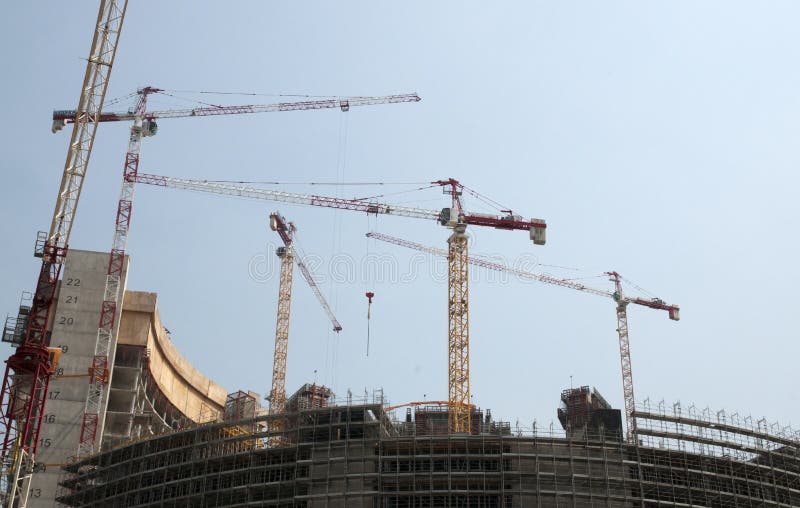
left=447, top=224, right=470, bottom=432
left=78, top=87, right=155, bottom=457
left=608, top=271, right=636, bottom=444
left=0, top=1, right=127, bottom=504
left=268, top=212, right=341, bottom=444
left=134, top=173, right=547, bottom=433
left=365, top=232, right=679, bottom=441
left=441, top=180, right=472, bottom=433
left=270, top=218, right=294, bottom=441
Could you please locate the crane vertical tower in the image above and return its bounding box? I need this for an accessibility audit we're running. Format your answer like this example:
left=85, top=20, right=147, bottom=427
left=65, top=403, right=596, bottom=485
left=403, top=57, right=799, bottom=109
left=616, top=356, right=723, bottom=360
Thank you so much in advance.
left=271, top=244, right=294, bottom=430
left=78, top=87, right=157, bottom=457
left=1, top=1, right=128, bottom=504
left=447, top=224, right=470, bottom=433
left=439, top=177, right=477, bottom=433
left=608, top=271, right=636, bottom=443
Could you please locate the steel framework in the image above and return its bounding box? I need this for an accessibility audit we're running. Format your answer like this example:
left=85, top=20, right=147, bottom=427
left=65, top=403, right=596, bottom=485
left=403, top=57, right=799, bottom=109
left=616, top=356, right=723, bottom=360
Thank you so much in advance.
left=78, top=88, right=155, bottom=457
left=0, top=1, right=128, bottom=504
left=269, top=247, right=294, bottom=431
left=52, top=94, right=421, bottom=129
left=608, top=271, right=636, bottom=443
left=447, top=226, right=470, bottom=433
left=267, top=212, right=341, bottom=446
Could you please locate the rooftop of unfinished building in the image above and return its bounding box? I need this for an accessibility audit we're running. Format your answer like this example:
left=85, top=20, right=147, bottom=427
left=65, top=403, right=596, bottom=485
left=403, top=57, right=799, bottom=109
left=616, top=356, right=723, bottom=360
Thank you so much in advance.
left=81, top=381, right=799, bottom=468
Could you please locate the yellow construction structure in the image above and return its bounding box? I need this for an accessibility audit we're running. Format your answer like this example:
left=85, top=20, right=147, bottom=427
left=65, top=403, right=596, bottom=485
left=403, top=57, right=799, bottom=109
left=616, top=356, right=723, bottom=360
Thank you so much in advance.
left=447, top=225, right=471, bottom=433
left=269, top=244, right=294, bottom=432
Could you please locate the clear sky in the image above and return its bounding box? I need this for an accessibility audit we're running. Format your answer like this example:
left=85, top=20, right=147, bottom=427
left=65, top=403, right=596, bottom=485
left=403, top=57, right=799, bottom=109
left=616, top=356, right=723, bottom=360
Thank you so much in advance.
left=1, top=2, right=798, bottom=433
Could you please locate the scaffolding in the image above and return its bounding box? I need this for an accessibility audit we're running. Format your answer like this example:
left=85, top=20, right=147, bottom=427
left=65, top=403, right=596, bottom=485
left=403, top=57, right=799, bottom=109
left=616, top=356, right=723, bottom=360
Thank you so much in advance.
left=55, top=390, right=799, bottom=508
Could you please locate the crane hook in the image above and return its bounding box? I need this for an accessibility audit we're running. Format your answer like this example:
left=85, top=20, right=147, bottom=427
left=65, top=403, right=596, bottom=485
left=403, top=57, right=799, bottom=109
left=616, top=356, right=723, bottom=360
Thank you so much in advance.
left=365, top=292, right=375, bottom=356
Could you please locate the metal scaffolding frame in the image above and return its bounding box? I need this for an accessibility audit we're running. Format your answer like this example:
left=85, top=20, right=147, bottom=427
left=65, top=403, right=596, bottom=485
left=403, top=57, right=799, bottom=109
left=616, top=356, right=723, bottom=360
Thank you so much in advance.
left=55, top=392, right=799, bottom=507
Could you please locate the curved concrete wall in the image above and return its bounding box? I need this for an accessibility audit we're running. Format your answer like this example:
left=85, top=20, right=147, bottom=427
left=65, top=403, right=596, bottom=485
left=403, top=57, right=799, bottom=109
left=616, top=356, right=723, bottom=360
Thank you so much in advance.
left=117, top=291, right=227, bottom=420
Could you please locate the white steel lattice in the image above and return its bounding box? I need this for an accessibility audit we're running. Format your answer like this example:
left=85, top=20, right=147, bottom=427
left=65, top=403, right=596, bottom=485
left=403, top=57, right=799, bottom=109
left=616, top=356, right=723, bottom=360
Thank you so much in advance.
left=78, top=95, right=147, bottom=457
left=49, top=0, right=127, bottom=254
left=616, top=301, right=636, bottom=443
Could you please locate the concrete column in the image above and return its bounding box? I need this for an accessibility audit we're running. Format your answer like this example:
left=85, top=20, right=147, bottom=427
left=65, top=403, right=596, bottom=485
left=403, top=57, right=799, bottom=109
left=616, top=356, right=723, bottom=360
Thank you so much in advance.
left=27, top=250, right=128, bottom=506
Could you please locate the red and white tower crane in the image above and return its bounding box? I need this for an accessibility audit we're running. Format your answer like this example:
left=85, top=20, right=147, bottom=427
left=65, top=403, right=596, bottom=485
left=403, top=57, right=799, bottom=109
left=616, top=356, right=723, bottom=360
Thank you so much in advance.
left=131, top=172, right=548, bottom=433
left=364, top=231, right=679, bottom=443
left=268, top=212, right=341, bottom=442
left=0, top=2, right=127, bottom=505
left=51, top=88, right=420, bottom=457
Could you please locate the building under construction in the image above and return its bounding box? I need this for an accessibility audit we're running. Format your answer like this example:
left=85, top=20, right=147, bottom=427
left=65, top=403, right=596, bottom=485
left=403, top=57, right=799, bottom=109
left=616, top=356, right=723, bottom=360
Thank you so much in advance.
left=3, top=3, right=798, bottom=506
left=55, top=383, right=799, bottom=507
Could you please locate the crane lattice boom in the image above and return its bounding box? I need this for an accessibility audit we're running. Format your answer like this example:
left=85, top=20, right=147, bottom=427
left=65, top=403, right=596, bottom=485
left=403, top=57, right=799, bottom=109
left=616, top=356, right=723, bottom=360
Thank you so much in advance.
left=365, top=232, right=679, bottom=316
left=270, top=213, right=342, bottom=334
left=52, top=93, right=421, bottom=131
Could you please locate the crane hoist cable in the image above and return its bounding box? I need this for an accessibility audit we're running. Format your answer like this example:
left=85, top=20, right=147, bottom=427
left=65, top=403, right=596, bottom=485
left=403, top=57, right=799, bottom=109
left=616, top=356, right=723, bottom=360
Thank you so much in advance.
left=364, top=214, right=377, bottom=357
left=365, top=292, right=375, bottom=356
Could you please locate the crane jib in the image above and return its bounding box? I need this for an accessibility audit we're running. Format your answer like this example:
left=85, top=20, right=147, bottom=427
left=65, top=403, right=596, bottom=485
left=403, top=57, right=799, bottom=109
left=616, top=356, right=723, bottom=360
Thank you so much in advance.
left=52, top=93, right=421, bottom=125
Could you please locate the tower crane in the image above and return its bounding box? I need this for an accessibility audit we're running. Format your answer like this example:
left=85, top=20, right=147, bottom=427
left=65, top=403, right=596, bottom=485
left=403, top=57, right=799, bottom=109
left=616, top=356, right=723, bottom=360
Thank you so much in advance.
left=0, top=2, right=127, bottom=505
left=268, top=212, right=341, bottom=442
left=365, top=231, right=679, bottom=443
left=132, top=172, right=548, bottom=433
left=51, top=88, right=420, bottom=457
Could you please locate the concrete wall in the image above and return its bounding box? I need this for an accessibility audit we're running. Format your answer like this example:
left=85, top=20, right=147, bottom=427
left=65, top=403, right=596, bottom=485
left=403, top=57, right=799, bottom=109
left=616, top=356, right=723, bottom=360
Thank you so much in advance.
left=28, top=249, right=129, bottom=507
left=116, top=291, right=227, bottom=420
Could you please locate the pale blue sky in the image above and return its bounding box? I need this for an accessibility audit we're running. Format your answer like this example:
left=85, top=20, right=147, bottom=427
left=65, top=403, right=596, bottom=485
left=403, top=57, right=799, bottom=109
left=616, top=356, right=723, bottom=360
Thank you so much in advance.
left=1, top=2, right=798, bottom=431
